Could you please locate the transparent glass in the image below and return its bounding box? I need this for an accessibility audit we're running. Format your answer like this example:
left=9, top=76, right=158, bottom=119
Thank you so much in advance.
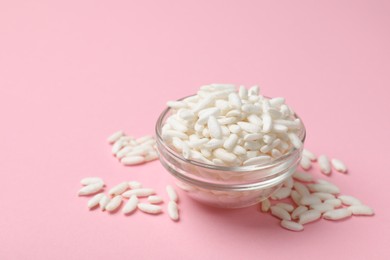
left=155, top=96, right=306, bottom=208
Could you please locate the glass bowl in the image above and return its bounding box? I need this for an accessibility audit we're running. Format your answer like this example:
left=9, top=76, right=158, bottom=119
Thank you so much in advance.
left=155, top=96, right=306, bottom=208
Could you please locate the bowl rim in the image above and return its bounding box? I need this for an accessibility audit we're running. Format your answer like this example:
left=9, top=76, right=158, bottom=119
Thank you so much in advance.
left=155, top=94, right=306, bottom=173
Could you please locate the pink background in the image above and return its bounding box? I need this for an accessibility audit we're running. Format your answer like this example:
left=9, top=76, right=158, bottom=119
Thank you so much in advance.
left=1, top=0, right=389, bottom=259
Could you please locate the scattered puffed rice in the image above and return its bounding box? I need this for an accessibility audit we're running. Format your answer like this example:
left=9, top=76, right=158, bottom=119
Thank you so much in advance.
left=138, top=203, right=162, bottom=214
left=121, top=156, right=146, bottom=166
left=324, top=198, right=342, bottom=208
left=168, top=201, right=179, bottom=221
left=348, top=205, right=374, bottom=216
left=78, top=182, right=104, bottom=196
left=270, top=206, right=291, bottom=220
left=299, top=210, right=321, bottom=225
left=78, top=178, right=178, bottom=220
left=261, top=199, right=271, bottom=212
left=290, top=190, right=302, bottom=206
left=271, top=187, right=291, bottom=200
left=87, top=193, right=104, bottom=209
left=302, top=149, right=316, bottom=161
left=338, top=195, right=362, bottom=206
left=99, top=195, right=110, bottom=211
left=166, top=185, right=178, bottom=202
left=148, top=195, right=163, bottom=204
left=293, top=182, right=310, bottom=197
left=108, top=133, right=158, bottom=167
left=300, top=155, right=312, bottom=170
left=275, top=203, right=294, bottom=212
left=291, top=206, right=308, bottom=220
left=323, top=208, right=352, bottom=220
left=80, top=177, right=104, bottom=186
left=283, top=177, right=294, bottom=188
left=318, top=155, right=331, bottom=175
left=280, top=220, right=304, bottom=232
left=122, top=195, right=139, bottom=215
left=257, top=157, right=374, bottom=231
left=107, top=130, right=124, bottom=144
left=105, top=195, right=123, bottom=212
left=292, top=171, right=313, bottom=182
left=108, top=182, right=129, bottom=196
left=331, top=158, right=348, bottom=173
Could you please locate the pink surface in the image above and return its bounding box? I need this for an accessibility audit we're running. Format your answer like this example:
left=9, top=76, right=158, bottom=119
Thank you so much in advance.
left=1, top=0, right=389, bottom=259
